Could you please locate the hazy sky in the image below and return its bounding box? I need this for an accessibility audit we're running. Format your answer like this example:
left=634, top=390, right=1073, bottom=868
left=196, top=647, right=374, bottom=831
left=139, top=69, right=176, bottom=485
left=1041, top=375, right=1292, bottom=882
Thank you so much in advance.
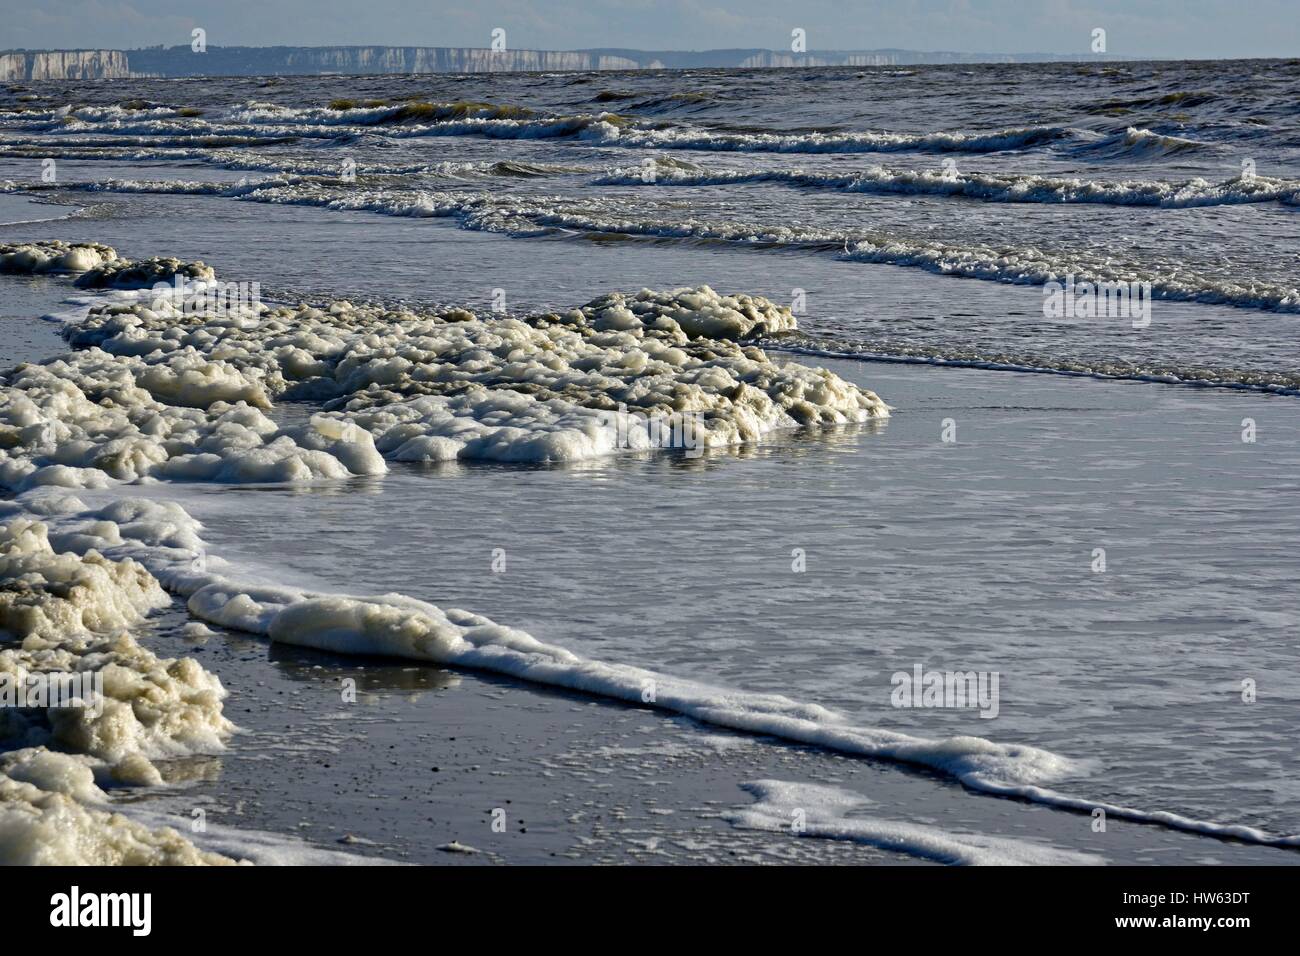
left=1, top=0, right=1295, bottom=59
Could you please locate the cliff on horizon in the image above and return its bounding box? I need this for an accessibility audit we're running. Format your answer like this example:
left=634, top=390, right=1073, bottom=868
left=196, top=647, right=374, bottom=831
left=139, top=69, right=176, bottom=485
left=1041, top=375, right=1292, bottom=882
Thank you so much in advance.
left=1, top=49, right=132, bottom=80
left=0, top=44, right=1126, bottom=80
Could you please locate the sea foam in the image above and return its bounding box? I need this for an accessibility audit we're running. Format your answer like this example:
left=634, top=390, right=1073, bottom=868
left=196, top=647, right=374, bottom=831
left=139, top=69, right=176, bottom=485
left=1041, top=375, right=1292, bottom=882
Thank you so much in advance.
left=0, top=255, right=885, bottom=491
left=19, top=490, right=1300, bottom=850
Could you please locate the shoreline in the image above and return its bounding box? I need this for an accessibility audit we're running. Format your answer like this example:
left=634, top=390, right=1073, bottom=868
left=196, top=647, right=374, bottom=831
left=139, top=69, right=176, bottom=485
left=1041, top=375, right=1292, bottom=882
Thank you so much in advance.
left=44, top=342, right=1295, bottom=865
left=2, top=255, right=1298, bottom=864
left=104, top=499, right=1298, bottom=867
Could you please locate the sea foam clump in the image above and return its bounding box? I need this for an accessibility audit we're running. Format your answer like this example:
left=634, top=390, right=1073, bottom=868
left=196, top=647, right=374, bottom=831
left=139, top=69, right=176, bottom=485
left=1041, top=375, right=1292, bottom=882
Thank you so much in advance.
left=0, top=515, right=234, bottom=772
left=579, top=286, right=798, bottom=339
left=0, top=239, right=214, bottom=291
left=0, top=748, right=236, bottom=865
left=75, top=256, right=216, bottom=289
left=52, top=282, right=885, bottom=469
left=0, top=240, right=117, bottom=276
left=0, top=515, right=237, bottom=865
left=0, top=514, right=165, bottom=639
left=0, top=344, right=385, bottom=489
left=0, top=271, right=885, bottom=483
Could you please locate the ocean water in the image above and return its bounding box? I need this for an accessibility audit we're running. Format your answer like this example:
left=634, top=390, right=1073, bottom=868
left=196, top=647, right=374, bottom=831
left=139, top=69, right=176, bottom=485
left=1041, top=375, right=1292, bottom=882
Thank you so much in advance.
left=2, top=60, right=1299, bottom=864
left=6, top=60, right=1300, bottom=390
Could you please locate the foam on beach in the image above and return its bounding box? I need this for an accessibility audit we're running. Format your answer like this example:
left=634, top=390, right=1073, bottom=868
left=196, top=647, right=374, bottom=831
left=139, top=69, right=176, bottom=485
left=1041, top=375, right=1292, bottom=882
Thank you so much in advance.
left=16, top=492, right=1082, bottom=804
left=0, top=748, right=237, bottom=865
left=727, top=780, right=1105, bottom=865
left=0, top=246, right=889, bottom=863
left=0, top=240, right=117, bottom=276
left=0, top=263, right=885, bottom=490
left=0, top=497, right=386, bottom=865
left=0, top=239, right=216, bottom=289
left=0, top=513, right=237, bottom=864
left=10, top=488, right=1299, bottom=852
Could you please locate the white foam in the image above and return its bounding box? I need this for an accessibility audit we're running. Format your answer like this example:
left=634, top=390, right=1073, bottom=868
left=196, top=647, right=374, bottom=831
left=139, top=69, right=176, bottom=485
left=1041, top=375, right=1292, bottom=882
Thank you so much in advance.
left=596, top=163, right=1300, bottom=208
left=0, top=522, right=238, bottom=863
left=727, top=780, right=1105, bottom=865
left=0, top=277, right=884, bottom=490
left=0, top=750, right=238, bottom=865
left=0, top=240, right=116, bottom=276
left=121, top=804, right=401, bottom=866
left=28, top=489, right=1300, bottom=849
left=57, top=178, right=1296, bottom=313
left=0, top=515, right=233, bottom=774
left=0, top=238, right=215, bottom=290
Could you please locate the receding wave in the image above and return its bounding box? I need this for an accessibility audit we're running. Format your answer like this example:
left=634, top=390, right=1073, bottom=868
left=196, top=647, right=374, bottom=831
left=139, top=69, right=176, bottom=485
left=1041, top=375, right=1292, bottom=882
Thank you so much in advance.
left=766, top=332, right=1300, bottom=397
left=34, top=177, right=1300, bottom=313
left=596, top=163, right=1300, bottom=208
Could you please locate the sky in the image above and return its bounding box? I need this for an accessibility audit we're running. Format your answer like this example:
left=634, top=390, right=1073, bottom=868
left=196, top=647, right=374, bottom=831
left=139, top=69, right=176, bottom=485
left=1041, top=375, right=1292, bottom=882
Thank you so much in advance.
left=1, top=0, right=1295, bottom=59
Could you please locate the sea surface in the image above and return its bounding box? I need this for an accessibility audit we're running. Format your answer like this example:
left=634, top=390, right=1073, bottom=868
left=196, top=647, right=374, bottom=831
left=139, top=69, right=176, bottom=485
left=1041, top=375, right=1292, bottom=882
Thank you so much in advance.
left=2, top=59, right=1299, bottom=863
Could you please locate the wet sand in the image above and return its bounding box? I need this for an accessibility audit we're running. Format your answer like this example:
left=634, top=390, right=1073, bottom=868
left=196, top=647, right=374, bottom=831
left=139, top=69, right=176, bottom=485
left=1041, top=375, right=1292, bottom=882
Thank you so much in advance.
left=118, top=587, right=1295, bottom=866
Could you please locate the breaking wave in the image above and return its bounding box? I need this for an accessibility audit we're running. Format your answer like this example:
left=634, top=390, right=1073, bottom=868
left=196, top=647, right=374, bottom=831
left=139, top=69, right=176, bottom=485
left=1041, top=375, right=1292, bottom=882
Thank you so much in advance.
left=12, top=95, right=1075, bottom=156
left=32, top=177, right=1300, bottom=314
left=1073, top=126, right=1216, bottom=159
left=596, top=163, right=1300, bottom=208
left=608, top=123, right=1074, bottom=154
